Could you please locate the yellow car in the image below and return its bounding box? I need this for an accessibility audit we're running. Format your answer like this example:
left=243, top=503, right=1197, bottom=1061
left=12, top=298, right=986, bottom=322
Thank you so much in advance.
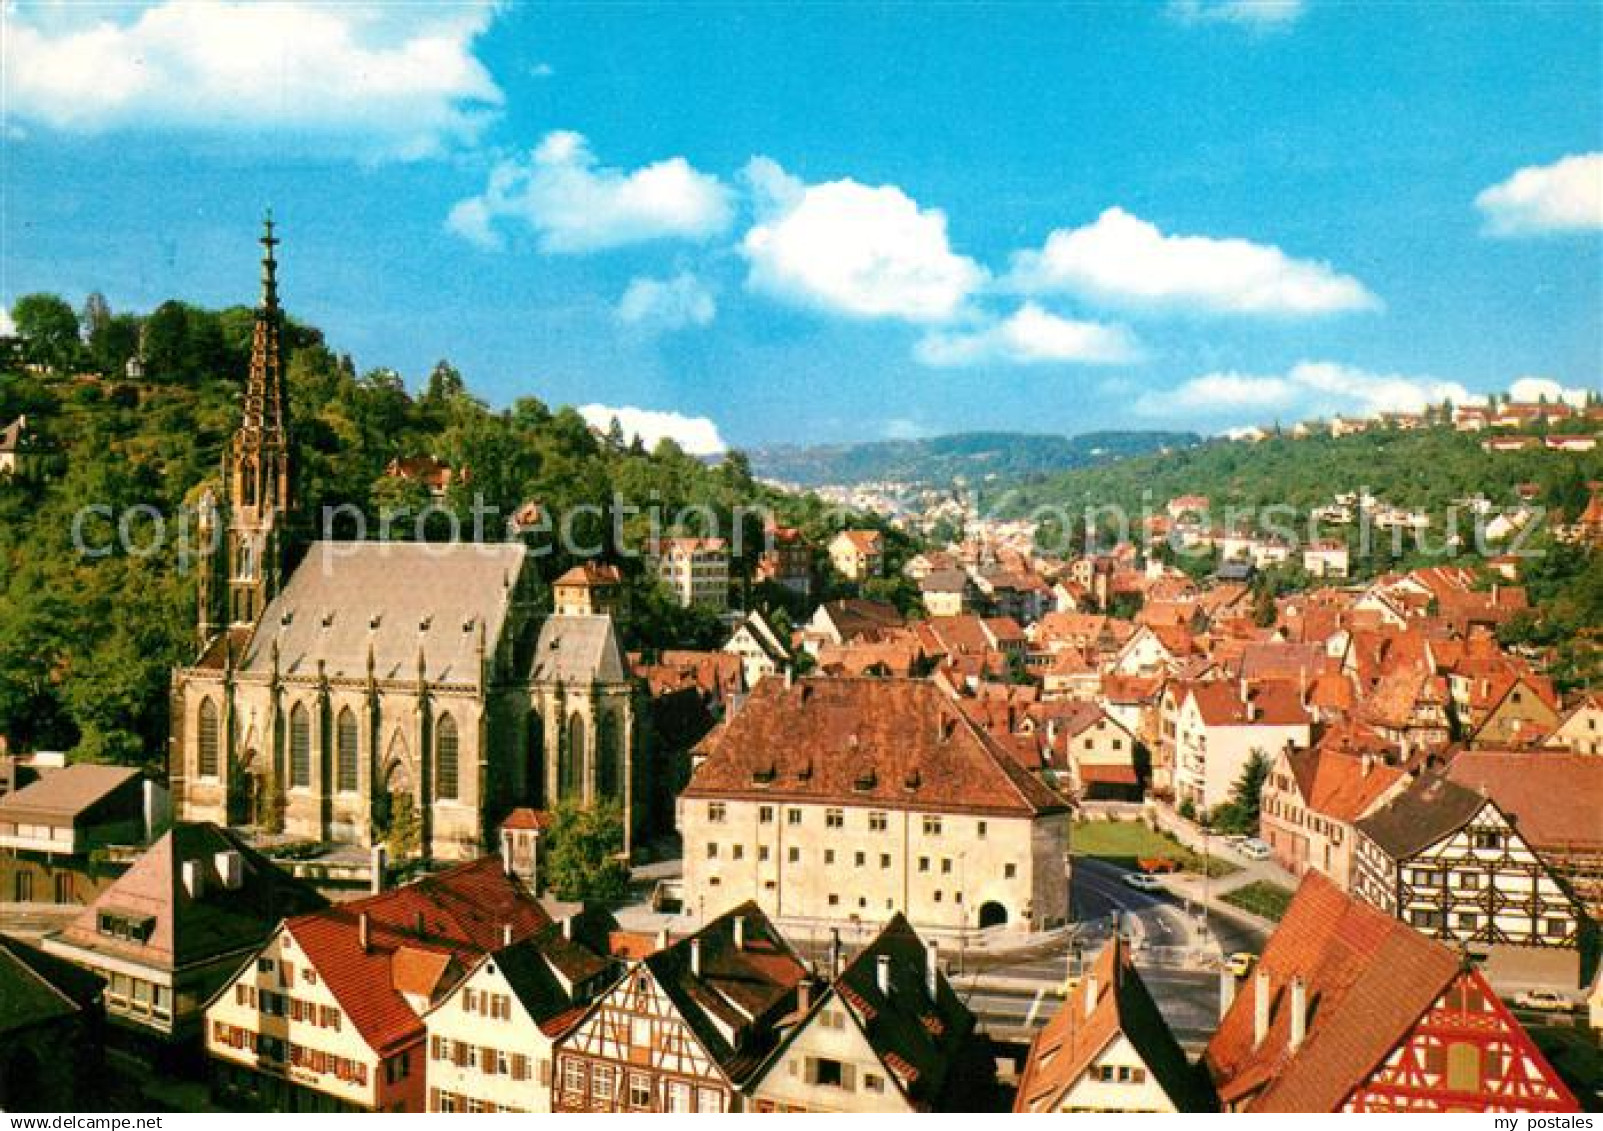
left=1226, top=952, right=1258, bottom=978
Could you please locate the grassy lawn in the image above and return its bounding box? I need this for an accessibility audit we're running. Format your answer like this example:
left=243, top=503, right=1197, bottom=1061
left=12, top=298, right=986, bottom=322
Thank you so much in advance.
left=1221, top=880, right=1296, bottom=922
left=1070, top=819, right=1240, bottom=879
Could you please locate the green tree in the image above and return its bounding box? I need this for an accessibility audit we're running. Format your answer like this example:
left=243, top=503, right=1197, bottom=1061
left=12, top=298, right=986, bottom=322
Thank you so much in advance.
left=12, top=294, right=81, bottom=370
left=544, top=799, right=631, bottom=902
left=1212, top=749, right=1272, bottom=834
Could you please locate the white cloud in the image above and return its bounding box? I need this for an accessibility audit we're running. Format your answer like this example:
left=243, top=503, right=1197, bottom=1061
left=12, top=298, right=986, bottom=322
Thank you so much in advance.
left=1136, top=361, right=1477, bottom=422
left=1, top=1, right=502, bottom=158
left=448, top=131, right=734, bottom=253
left=1167, top=1, right=1305, bottom=30
left=0, top=306, right=14, bottom=336
left=616, top=272, right=717, bottom=330
left=1009, top=207, right=1378, bottom=316
left=1476, top=154, right=1603, bottom=236
left=1508, top=376, right=1594, bottom=408
left=914, top=303, right=1141, bottom=368
left=577, top=404, right=726, bottom=456
left=740, top=157, right=986, bottom=322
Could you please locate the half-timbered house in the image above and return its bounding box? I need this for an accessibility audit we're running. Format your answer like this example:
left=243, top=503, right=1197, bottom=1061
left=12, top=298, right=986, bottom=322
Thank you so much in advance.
left=550, top=902, right=808, bottom=1112
left=1205, top=873, right=1577, bottom=1112
left=1352, top=769, right=1585, bottom=986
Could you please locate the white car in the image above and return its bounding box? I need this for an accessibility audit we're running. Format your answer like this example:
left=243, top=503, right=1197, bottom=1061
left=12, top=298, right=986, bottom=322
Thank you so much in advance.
left=1122, top=872, right=1163, bottom=892
left=1239, top=838, right=1272, bottom=860
left=1514, top=990, right=1571, bottom=1013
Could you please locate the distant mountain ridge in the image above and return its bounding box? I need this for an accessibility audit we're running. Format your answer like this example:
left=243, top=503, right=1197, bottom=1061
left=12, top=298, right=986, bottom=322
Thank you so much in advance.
left=748, top=430, right=1201, bottom=487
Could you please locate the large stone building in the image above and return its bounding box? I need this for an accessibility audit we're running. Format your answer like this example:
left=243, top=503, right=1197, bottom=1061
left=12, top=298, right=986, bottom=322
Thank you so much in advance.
left=679, top=677, right=1071, bottom=935
left=170, top=221, right=643, bottom=860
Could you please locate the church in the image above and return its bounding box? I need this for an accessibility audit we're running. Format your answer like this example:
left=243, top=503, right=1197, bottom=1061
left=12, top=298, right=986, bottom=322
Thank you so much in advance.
left=169, top=220, right=642, bottom=861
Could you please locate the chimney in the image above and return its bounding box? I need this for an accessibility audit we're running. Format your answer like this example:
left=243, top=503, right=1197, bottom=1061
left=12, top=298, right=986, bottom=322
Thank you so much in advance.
left=358, top=911, right=371, bottom=953
left=1218, top=966, right=1237, bottom=1021
left=925, top=938, right=939, bottom=1000
left=502, top=922, right=514, bottom=948
left=876, top=954, right=892, bottom=996
left=829, top=929, right=843, bottom=979
left=181, top=859, right=205, bottom=899
left=733, top=915, right=747, bottom=951
left=1361, top=751, right=1374, bottom=777
left=562, top=916, right=574, bottom=941
left=656, top=927, right=670, bottom=952
left=499, top=831, right=515, bottom=876
left=797, top=980, right=813, bottom=1014
left=1289, top=976, right=1308, bottom=1051
left=142, top=779, right=166, bottom=843
left=370, top=843, right=388, bottom=894
left=690, top=938, right=703, bottom=977
left=1253, top=968, right=1271, bottom=1049
left=1084, top=970, right=1099, bottom=1020
left=414, top=910, right=426, bottom=937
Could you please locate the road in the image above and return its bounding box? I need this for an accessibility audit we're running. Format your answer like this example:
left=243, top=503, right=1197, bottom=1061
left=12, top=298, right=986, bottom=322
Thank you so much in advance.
left=952, top=857, right=1275, bottom=1052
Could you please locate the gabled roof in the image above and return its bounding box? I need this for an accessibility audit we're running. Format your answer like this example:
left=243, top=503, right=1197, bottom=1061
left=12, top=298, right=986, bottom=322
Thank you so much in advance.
left=438, top=915, right=616, bottom=1038
left=641, top=902, right=808, bottom=1084
left=1285, top=746, right=1408, bottom=825
left=813, top=599, right=905, bottom=641
left=0, top=935, right=103, bottom=1036
left=1444, top=750, right=1603, bottom=852
left=241, top=541, right=528, bottom=684
left=528, top=614, right=628, bottom=685
left=1204, top=873, right=1463, bottom=1112
left=829, top=914, right=977, bottom=1110
left=833, top=529, right=884, bottom=553
left=1354, top=770, right=1488, bottom=860
left=1017, top=936, right=1214, bottom=1112
left=53, top=822, right=326, bottom=973
left=553, top=561, right=623, bottom=588
left=685, top=677, right=1069, bottom=818
left=284, top=857, right=549, bottom=1056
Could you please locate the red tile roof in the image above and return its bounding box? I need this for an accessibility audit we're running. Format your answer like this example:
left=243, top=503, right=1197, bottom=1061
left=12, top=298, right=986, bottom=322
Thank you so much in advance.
left=1205, top=873, right=1461, bottom=1111
left=1443, top=749, right=1603, bottom=852
left=685, top=677, right=1068, bottom=818
left=285, top=857, right=549, bottom=1056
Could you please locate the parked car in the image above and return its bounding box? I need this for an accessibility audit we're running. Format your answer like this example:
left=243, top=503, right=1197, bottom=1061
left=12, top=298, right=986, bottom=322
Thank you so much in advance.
left=1239, top=838, right=1272, bottom=860
left=1138, top=855, right=1181, bottom=874
left=1514, top=990, right=1571, bottom=1013
left=1226, top=952, right=1258, bottom=978
left=1123, top=872, right=1163, bottom=892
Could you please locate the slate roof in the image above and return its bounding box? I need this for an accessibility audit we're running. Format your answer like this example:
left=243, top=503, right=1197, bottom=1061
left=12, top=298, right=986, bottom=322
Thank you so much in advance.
left=240, top=541, right=528, bottom=684
left=0, top=935, right=103, bottom=1036
left=284, top=856, right=550, bottom=1057
left=1354, top=770, right=1488, bottom=860
left=1204, top=873, right=1462, bottom=1112
left=528, top=614, right=629, bottom=685
left=684, top=677, right=1069, bottom=818
left=52, top=822, right=326, bottom=973
left=641, top=902, right=808, bottom=1085
left=828, top=914, right=976, bottom=1110
left=1016, top=935, right=1214, bottom=1112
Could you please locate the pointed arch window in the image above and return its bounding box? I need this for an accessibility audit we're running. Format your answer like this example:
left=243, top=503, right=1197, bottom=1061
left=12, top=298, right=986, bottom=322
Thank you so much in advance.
left=289, top=702, right=311, bottom=789
left=437, top=714, right=460, bottom=801
left=561, top=714, right=586, bottom=800
left=336, top=708, right=359, bottom=793
left=198, top=698, right=220, bottom=779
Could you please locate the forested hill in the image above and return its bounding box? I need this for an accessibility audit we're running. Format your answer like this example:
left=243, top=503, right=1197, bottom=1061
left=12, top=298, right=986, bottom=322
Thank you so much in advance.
left=748, top=429, right=1199, bottom=487
left=997, top=426, right=1601, bottom=521
left=0, top=294, right=873, bottom=773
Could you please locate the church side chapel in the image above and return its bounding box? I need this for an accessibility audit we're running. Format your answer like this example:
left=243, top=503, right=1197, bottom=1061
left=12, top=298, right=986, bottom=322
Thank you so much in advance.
left=170, top=221, right=644, bottom=863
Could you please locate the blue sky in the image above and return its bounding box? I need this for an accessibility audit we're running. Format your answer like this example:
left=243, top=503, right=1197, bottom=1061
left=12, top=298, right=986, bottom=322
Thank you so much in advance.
left=3, top=1, right=1600, bottom=451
